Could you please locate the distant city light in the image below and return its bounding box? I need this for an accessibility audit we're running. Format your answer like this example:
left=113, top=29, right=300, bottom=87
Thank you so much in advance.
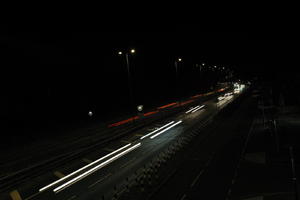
left=178, top=58, right=182, bottom=62
left=88, top=111, right=93, bottom=117
left=118, top=51, right=123, bottom=55
left=130, top=49, right=135, bottom=53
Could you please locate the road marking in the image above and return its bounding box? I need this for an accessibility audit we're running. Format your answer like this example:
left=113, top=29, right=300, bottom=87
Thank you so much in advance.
left=24, top=192, right=40, bottom=200
left=66, top=195, right=77, bottom=200
left=190, top=170, right=204, bottom=187
left=119, top=157, right=136, bottom=169
left=118, top=187, right=127, bottom=195
left=9, top=190, right=22, bottom=200
left=54, top=171, right=65, bottom=178
left=88, top=173, right=112, bottom=188
left=205, top=159, right=211, bottom=167
left=180, top=194, right=187, bottom=200
left=82, top=158, right=92, bottom=163
left=103, top=148, right=115, bottom=152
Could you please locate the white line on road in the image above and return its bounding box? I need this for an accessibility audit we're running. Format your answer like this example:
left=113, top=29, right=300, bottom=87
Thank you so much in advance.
left=180, top=194, right=187, bottom=200
left=119, top=157, right=136, bottom=169
left=88, top=173, right=112, bottom=188
left=190, top=169, right=204, bottom=187
left=66, top=195, right=77, bottom=200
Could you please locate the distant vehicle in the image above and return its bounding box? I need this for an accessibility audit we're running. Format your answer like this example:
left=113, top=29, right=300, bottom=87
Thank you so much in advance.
left=217, top=95, right=225, bottom=101
left=224, top=92, right=233, bottom=97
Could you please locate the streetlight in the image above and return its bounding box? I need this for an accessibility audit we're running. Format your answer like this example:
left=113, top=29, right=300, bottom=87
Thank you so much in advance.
left=118, top=48, right=136, bottom=122
left=175, top=58, right=182, bottom=74
left=174, top=57, right=182, bottom=81
left=174, top=58, right=182, bottom=104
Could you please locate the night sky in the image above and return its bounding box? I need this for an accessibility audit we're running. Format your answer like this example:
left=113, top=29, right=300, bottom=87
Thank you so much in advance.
left=2, top=24, right=300, bottom=135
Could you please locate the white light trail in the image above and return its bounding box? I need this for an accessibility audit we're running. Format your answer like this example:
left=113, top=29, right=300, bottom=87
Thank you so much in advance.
left=150, top=120, right=183, bottom=139
left=39, top=143, right=132, bottom=192
left=140, top=121, right=175, bottom=139
left=53, top=143, right=141, bottom=193
left=218, top=96, right=225, bottom=101
left=185, top=105, right=200, bottom=114
left=191, top=105, right=205, bottom=113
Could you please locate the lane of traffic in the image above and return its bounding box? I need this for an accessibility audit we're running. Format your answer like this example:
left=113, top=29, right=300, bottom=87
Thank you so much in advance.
left=28, top=90, right=237, bottom=199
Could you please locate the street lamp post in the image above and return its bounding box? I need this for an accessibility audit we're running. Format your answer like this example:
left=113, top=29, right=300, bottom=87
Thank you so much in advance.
left=174, top=58, right=182, bottom=105
left=195, top=63, right=205, bottom=92
left=125, top=53, right=133, bottom=102
left=118, top=49, right=136, bottom=123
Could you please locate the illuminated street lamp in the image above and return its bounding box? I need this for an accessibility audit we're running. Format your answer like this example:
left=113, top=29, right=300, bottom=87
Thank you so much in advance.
left=118, top=48, right=136, bottom=121
left=174, top=57, right=182, bottom=75
left=174, top=57, right=183, bottom=104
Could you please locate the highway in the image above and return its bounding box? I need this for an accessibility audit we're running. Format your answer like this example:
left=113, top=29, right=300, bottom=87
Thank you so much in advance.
left=150, top=91, right=255, bottom=200
left=3, top=88, right=242, bottom=200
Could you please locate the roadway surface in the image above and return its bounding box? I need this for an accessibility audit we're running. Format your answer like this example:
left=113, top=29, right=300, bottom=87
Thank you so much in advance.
left=3, top=89, right=242, bottom=200
left=150, top=91, right=255, bottom=200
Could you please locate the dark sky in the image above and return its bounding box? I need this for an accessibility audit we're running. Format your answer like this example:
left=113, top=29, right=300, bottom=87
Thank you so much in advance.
left=2, top=24, right=300, bottom=132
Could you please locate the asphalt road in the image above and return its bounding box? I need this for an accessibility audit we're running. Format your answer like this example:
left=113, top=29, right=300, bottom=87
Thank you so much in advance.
left=4, top=90, right=240, bottom=200
left=150, top=91, right=255, bottom=200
